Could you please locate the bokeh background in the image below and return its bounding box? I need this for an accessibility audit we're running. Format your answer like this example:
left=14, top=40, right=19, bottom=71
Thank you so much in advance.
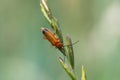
left=0, top=0, right=120, bottom=80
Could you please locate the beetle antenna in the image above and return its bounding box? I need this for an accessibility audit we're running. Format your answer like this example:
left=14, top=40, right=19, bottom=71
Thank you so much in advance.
left=63, top=40, right=79, bottom=47
left=72, top=40, right=79, bottom=45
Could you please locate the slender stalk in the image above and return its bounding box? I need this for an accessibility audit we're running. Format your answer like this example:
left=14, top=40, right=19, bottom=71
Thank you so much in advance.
left=40, top=0, right=87, bottom=80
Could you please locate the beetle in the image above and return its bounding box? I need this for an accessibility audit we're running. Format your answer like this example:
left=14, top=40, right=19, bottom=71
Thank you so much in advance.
left=41, top=27, right=63, bottom=49
left=41, top=27, right=78, bottom=56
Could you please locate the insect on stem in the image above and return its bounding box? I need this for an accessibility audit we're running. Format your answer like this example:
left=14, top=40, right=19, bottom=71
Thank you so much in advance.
left=41, top=27, right=66, bottom=56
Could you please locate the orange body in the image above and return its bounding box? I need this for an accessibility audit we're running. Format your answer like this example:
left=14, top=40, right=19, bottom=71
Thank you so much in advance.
left=41, top=27, right=63, bottom=48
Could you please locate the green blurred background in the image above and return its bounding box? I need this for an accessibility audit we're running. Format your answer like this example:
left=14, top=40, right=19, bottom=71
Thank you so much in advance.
left=0, top=0, right=120, bottom=80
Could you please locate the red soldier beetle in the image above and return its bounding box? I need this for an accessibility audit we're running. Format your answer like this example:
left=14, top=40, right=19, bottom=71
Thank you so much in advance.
left=41, top=27, right=63, bottom=48
left=41, top=27, right=79, bottom=56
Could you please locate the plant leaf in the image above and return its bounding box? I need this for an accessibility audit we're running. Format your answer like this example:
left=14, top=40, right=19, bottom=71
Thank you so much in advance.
left=66, top=34, right=74, bottom=69
left=40, top=0, right=52, bottom=23
left=58, top=57, right=76, bottom=80
left=81, top=65, right=87, bottom=80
